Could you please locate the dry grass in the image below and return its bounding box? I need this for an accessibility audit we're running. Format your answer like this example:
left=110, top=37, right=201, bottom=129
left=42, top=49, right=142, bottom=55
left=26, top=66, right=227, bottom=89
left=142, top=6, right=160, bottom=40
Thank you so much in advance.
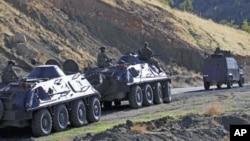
left=171, top=8, right=250, bottom=55
left=103, top=0, right=250, bottom=56
left=220, top=135, right=230, bottom=141
left=0, top=24, right=3, bottom=32
left=131, top=123, right=148, bottom=134
left=59, top=46, right=96, bottom=69
left=203, top=101, right=225, bottom=115
left=1, top=0, right=250, bottom=78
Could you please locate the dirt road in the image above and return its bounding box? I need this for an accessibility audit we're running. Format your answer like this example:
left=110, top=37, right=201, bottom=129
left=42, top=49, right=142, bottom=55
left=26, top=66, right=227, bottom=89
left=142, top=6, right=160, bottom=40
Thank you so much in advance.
left=0, top=85, right=250, bottom=141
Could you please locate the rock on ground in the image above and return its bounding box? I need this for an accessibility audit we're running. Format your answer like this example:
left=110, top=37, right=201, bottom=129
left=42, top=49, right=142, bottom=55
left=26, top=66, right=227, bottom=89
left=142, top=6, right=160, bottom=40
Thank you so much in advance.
left=74, top=112, right=249, bottom=141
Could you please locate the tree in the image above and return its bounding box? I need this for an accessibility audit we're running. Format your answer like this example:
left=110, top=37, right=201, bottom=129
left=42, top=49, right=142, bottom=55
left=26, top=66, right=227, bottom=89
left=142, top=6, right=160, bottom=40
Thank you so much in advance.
left=180, top=0, right=193, bottom=12
left=241, top=19, right=250, bottom=33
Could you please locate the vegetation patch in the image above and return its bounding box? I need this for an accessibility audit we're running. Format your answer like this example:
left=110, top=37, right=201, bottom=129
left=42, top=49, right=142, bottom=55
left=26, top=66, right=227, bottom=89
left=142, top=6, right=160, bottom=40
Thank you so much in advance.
left=131, top=123, right=148, bottom=133
left=203, top=101, right=224, bottom=115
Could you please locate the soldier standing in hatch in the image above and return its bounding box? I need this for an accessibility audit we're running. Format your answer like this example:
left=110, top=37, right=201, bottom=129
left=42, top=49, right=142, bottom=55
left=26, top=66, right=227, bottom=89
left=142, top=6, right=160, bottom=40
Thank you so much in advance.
left=1, top=60, right=18, bottom=84
left=97, top=46, right=112, bottom=68
left=138, top=42, right=162, bottom=73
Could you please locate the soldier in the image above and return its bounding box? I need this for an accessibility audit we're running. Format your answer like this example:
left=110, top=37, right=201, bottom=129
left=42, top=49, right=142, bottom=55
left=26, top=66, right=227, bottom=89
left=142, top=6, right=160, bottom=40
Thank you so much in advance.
left=138, top=42, right=162, bottom=73
left=1, top=60, right=18, bottom=84
left=97, top=46, right=112, bottom=68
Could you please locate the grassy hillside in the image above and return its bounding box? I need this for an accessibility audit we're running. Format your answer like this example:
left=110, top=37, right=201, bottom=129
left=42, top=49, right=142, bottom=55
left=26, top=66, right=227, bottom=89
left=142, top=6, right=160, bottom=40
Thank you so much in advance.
left=1, top=0, right=250, bottom=82
left=172, top=0, right=250, bottom=26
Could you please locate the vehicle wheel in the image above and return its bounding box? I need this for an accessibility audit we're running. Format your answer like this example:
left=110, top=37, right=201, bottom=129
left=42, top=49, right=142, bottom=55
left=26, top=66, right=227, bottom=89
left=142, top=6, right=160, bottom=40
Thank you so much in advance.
left=204, top=81, right=210, bottom=90
left=69, top=100, right=86, bottom=127
left=216, top=83, right=222, bottom=89
left=86, top=97, right=101, bottom=123
left=0, top=100, right=3, bottom=120
left=103, top=101, right=112, bottom=109
left=238, top=76, right=244, bottom=87
left=32, top=109, right=52, bottom=137
left=227, top=77, right=233, bottom=88
left=162, top=82, right=171, bottom=103
left=129, top=85, right=143, bottom=108
left=142, top=84, right=154, bottom=106
left=52, top=104, right=69, bottom=132
left=153, top=82, right=163, bottom=104
left=114, top=101, right=121, bottom=106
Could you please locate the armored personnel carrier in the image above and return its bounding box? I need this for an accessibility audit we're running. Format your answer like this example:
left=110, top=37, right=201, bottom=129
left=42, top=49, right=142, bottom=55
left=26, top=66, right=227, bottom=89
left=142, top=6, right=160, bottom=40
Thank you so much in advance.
left=0, top=60, right=101, bottom=137
left=85, top=54, right=171, bottom=109
left=203, top=49, right=244, bottom=90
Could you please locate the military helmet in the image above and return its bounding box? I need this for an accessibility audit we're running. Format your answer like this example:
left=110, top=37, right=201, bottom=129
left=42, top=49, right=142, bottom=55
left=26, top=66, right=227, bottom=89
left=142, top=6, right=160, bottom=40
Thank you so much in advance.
left=30, top=58, right=37, bottom=65
left=8, top=60, right=15, bottom=65
left=100, top=46, right=106, bottom=50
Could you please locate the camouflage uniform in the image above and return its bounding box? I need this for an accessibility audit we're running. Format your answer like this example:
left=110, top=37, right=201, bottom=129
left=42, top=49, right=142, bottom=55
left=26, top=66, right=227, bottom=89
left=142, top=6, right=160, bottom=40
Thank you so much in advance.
left=1, top=63, right=18, bottom=84
left=138, top=42, right=162, bottom=73
left=97, top=46, right=111, bottom=68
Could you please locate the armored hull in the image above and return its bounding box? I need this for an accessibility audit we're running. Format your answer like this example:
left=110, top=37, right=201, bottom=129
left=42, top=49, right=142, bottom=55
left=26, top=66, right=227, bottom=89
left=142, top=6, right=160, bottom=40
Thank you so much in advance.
left=203, top=51, right=244, bottom=90
left=85, top=54, right=171, bottom=108
left=0, top=64, right=101, bottom=137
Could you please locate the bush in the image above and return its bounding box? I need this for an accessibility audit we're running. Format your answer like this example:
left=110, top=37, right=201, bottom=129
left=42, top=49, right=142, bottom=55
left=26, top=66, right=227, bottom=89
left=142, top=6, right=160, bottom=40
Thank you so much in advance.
left=159, top=0, right=174, bottom=7
left=220, top=20, right=239, bottom=29
left=204, top=101, right=224, bottom=115
left=241, top=19, right=250, bottom=33
left=180, top=0, right=193, bottom=12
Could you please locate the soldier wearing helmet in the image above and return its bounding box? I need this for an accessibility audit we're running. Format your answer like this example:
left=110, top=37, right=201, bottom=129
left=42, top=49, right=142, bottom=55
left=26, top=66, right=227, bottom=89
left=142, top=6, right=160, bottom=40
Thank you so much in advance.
left=97, top=46, right=112, bottom=68
left=1, top=60, right=18, bottom=84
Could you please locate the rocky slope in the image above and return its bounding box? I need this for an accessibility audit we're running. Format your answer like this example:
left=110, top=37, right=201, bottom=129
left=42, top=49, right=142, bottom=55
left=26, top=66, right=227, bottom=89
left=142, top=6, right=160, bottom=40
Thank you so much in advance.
left=1, top=0, right=250, bottom=79
left=1, top=1, right=250, bottom=141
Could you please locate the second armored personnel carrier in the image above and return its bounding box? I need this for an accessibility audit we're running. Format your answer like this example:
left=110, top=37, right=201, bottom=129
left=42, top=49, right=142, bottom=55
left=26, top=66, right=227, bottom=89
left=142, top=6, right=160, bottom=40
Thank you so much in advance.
left=0, top=61, right=101, bottom=137
left=85, top=54, right=171, bottom=109
left=203, top=49, right=244, bottom=90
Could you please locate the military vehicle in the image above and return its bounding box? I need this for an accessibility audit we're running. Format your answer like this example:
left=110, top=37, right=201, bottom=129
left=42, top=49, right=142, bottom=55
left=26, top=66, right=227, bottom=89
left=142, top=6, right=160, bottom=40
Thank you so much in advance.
left=85, top=54, right=171, bottom=109
left=203, top=49, right=244, bottom=90
left=0, top=60, right=101, bottom=137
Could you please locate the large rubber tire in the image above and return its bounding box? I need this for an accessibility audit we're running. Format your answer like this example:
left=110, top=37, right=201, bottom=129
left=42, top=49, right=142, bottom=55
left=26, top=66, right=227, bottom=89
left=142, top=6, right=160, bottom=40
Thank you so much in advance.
left=227, top=77, right=233, bottom=89
left=238, top=76, right=244, bottom=87
left=52, top=104, right=69, bottom=132
left=216, top=83, right=222, bottom=89
left=32, top=109, right=52, bottom=137
left=86, top=97, right=101, bottom=123
left=69, top=100, right=86, bottom=127
left=142, top=84, right=154, bottom=106
left=114, top=101, right=121, bottom=106
left=153, top=82, right=163, bottom=104
left=204, top=81, right=210, bottom=90
left=103, top=101, right=112, bottom=109
left=162, top=82, right=171, bottom=103
left=0, top=100, right=3, bottom=120
left=129, top=85, right=143, bottom=108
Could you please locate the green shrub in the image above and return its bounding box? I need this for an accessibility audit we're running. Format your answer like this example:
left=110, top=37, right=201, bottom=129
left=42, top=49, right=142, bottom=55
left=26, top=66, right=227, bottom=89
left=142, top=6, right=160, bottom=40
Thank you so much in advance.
left=220, top=20, right=239, bottom=29
left=241, top=19, right=250, bottom=33
left=159, top=0, right=174, bottom=6
left=180, top=0, right=193, bottom=12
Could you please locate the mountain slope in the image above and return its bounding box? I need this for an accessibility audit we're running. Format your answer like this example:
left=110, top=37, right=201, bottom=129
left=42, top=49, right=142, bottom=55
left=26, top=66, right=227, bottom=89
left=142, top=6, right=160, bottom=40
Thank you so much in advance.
left=172, top=0, right=250, bottom=25
left=1, top=0, right=250, bottom=80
